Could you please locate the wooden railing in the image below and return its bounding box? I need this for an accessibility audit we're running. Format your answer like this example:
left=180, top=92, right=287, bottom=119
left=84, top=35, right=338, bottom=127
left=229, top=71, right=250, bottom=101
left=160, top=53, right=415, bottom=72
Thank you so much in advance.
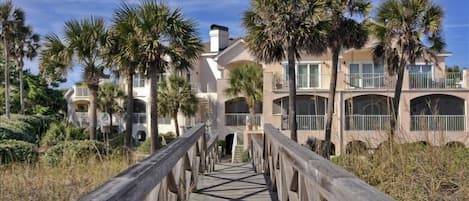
left=79, top=124, right=219, bottom=201
left=251, top=124, right=395, bottom=201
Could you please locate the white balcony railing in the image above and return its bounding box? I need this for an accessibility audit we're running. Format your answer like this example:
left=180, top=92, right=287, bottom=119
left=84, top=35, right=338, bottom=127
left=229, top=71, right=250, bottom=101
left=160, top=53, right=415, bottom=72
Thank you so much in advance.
left=225, top=113, right=262, bottom=127
left=75, top=112, right=89, bottom=128
left=345, top=115, right=391, bottom=130
left=409, top=72, right=463, bottom=89
left=132, top=113, right=147, bottom=125
left=347, top=73, right=394, bottom=89
left=281, top=115, right=325, bottom=130
left=273, top=74, right=328, bottom=90
left=75, top=87, right=90, bottom=97
left=411, top=115, right=466, bottom=131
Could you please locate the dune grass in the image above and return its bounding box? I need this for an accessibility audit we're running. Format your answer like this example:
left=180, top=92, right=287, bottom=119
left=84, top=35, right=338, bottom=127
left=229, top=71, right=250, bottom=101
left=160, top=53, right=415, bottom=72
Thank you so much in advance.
left=333, top=143, right=469, bottom=201
left=0, top=156, right=131, bottom=201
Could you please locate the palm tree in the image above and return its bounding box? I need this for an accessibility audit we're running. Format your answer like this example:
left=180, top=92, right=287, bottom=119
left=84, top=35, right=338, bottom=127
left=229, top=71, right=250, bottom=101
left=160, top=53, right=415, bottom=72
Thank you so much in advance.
left=371, top=0, right=445, bottom=137
left=110, top=3, right=142, bottom=148
left=158, top=74, right=198, bottom=137
left=323, top=0, right=370, bottom=159
left=12, top=24, right=40, bottom=114
left=40, top=17, right=109, bottom=140
left=243, top=0, right=328, bottom=141
left=0, top=1, right=24, bottom=118
left=131, top=0, right=202, bottom=153
left=98, top=82, right=124, bottom=145
left=224, top=63, right=263, bottom=129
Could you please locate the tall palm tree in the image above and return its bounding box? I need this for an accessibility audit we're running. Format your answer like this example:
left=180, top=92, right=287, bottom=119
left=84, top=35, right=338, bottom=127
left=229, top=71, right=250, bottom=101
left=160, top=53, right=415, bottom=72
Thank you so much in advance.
left=243, top=0, right=328, bottom=141
left=0, top=0, right=24, bottom=119
left=40, top=17, right=109, bottom=140
left=371, top=0, right=445, bottom=136
left=224, top=63, right=263, bottom=129
left=98, top=82, right=124, bottom=145
left=12, top=24, right=40, bottom=114
left=323, top=0, right=370, bottom=159
left=131, top=0, right=202, bottom=153
left=158, top=74, right=198, bottom=137
left=110, top=3, right=141, bottom=148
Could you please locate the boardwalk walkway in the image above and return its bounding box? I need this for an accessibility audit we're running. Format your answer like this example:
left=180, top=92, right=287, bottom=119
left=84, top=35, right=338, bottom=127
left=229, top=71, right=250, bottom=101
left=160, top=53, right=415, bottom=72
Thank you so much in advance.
left=190, top=163, right=278, bottom=201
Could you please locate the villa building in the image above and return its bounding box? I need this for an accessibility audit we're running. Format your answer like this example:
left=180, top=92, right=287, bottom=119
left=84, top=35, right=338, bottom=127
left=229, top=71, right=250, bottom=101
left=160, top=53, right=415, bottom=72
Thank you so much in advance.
left=65, top=24, right=469, bottom=155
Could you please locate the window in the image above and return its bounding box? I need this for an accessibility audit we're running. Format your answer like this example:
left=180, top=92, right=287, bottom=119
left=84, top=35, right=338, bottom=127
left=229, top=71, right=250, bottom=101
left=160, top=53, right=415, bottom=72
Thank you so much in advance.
left=133, top=74, right=145, bottom=88
left=283, top=63, right=321, bottom=88
left=349, top=63, right=385, bottom=88
left=76, top=104, right=88, bottom=112
left=407, top=64, right=432, bottom=74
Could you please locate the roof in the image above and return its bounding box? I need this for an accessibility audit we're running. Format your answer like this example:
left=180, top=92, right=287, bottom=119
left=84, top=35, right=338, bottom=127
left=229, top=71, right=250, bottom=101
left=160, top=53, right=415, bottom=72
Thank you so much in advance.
left=202, top=37, right=244, bottom=54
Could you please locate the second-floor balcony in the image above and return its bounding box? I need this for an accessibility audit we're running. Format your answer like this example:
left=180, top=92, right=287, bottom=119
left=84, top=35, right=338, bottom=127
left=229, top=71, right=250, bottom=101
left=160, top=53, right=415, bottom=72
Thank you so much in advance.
left=74, top=87, right=89, bottom=97
left=225, top=113, right=263, bottom=127
left=409, top=72, right=463, bottom=89
left=273, top=73, right=329, bottom=91
left=346, top=73, right=395, bottom=89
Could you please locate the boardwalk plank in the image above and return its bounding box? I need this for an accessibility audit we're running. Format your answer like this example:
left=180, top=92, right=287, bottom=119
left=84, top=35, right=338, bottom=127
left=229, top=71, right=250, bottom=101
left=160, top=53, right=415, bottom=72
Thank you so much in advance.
left=189, top=163, right=278, bottom=201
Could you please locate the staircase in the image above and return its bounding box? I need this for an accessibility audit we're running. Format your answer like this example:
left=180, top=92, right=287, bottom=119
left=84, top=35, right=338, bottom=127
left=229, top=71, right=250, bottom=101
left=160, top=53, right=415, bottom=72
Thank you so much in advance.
left=231, top=145, right=244, bottom=163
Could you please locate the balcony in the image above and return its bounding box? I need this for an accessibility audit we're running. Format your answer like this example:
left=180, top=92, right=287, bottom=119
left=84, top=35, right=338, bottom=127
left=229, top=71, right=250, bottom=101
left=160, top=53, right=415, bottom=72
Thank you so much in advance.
left=281, top=115, right=325, bottom=130
left=273, top=74, right=329, bottom=91
left=132, top=113, right=147, bottom=125
left=225, top=113, right=263, bottom=127
left=74, top=87, right=89, bottom=97
left=346, top=73, right=395, bottom=89
left=409, top=72, right=463, bottom=89
left=411, top=115, right=466, bottom=131
left=345, top=115, right=391, bottom=130
left=75, top=112, right=89, bottom=128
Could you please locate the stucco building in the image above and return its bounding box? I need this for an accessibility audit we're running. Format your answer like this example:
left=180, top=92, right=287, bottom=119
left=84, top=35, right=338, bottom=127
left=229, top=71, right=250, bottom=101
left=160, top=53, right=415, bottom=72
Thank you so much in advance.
left=65, top=24, right=469, bottom=154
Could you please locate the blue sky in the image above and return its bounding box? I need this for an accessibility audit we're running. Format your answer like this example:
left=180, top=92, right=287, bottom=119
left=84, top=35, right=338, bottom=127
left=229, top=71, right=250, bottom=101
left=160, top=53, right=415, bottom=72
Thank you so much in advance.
left=14, top=0, right=469, bottom=88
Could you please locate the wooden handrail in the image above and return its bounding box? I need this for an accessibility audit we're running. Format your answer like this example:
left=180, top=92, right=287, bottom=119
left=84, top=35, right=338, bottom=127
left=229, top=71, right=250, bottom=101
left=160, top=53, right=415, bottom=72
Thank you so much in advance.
left=79, top=124, right=219, bottom=201
left=251, top=124, right=395, bottom=201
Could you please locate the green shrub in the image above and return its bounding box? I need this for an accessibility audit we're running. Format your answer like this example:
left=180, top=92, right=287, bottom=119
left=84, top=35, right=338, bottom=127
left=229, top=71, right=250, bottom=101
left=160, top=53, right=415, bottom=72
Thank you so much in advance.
left=0, top=140, right=38, bottom=164
left=108, top=134, right=137, bottom=149
left=41, top=122, right=88, bottom=147
left=137, top=139, right=152, bottom=154
left=241, top=150, right=250, bottom=162
left=44, top=140, right=108, bottom=166
left=137, top=133, right=177, bottom=154
left=0, top=115, right=53, bottom=143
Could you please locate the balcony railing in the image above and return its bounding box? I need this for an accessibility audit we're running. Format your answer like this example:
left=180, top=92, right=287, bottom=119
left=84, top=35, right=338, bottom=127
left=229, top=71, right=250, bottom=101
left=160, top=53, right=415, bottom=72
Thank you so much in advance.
left=75, top=87, right=89, bottom=97
left=346, top=73, right=395, bottom=89
left=75, top=112, right=89, bottom=128
left=281, top=115, right=325, bottom=130
left=132, top=113, right=146, bottom=124
left=411, top=115, right=466, bottom=131
left=409, top=72, right=463, bottom=89
left=225, top=113, right=262, bottom=127
left=345, top=115, right=391, bottom=130
left=273, top=74, right=328, bottom=90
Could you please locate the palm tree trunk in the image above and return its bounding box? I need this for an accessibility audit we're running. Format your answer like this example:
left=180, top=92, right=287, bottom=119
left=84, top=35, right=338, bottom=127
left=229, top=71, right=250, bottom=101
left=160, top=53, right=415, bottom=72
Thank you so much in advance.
left=125, top=72, right=134, bottom=148
left=390, top=62, right=406, bottom=138
left=3, top=38, right=10, bottom=118
left=18, top=63, right=24, bottom=114
left=88, top=85, right=98, bottom=140
left=174, top=113, right=180, bottom=137
left=324, top=47, right=340, bottom=159
left=249, top=106, right=256, bottom=129
left=287, top=44, right=297, bottom=142
left=108, top=111, right=113, bottom=146
left=150, top=63, right=160, bottom=154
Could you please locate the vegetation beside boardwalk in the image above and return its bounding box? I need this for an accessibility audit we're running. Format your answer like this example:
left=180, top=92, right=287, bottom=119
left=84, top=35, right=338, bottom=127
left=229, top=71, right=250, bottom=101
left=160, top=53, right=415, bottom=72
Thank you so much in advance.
left=333, top=143, right=469, bottom=200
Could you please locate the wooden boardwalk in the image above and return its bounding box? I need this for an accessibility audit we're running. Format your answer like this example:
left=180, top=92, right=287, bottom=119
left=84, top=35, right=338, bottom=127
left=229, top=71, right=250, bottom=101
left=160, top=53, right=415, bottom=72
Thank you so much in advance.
left=190, top=163, right=278, bottom=201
